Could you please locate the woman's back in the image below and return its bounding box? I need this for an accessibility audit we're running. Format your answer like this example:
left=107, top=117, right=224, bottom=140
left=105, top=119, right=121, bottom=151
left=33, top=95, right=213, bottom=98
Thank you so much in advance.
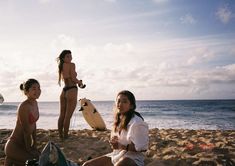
left=62, top=63, right=77, bottom=87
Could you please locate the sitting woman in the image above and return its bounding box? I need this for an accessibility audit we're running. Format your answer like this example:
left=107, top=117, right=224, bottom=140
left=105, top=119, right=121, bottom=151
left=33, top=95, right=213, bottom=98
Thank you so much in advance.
left=4, top=79, right=41, bottom=166
left=82, top=90, right=149, bottom=166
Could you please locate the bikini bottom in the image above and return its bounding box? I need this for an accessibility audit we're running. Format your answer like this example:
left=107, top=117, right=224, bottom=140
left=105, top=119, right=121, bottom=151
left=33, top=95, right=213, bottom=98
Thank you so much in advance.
left=63, top=86, right=78, bottom=92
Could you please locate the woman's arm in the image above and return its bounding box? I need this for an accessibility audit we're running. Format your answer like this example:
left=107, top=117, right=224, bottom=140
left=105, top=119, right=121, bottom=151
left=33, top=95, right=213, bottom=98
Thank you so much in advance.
left=127, top=122, right=149, bottom=152
left=118, top=141, right=137, bottom=152
left=70, top=63, right=82, bottom=85
left=32, top=124, right=37, bottom=148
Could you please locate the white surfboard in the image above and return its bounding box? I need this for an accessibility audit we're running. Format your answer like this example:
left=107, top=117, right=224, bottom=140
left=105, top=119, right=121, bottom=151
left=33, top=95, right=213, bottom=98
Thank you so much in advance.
left=0, top=93, right=4, bottom=104
left=79, top=98, right=106, bottom=130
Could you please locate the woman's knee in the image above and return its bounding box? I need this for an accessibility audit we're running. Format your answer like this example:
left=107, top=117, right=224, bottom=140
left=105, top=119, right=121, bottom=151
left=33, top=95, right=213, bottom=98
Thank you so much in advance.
left=4, top=156, right=25, bottom=166
left=5, top=142, right=36, bottom=165
left=4, top=156, right=13, bottom=166
left=82, top=156, right=112, bottom=166
left=116, top=157, right=137, bottom=166
left=82, top=160, right=96, bottom=166
left=82, top=161, right=90, bottom=166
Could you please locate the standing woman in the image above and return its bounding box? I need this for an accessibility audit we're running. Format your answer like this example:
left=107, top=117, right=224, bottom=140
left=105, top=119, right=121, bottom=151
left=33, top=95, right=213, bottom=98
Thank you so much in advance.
left=83, top=90, right=149, bottom=166
left=4, top=79, right=41, bottom=166
left=57, top=50, right=85, bottom=139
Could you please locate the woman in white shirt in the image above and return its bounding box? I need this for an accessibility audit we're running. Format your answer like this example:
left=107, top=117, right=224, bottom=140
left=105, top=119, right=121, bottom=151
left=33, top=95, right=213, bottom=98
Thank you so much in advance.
left=82, top=90, right=149, bottom=166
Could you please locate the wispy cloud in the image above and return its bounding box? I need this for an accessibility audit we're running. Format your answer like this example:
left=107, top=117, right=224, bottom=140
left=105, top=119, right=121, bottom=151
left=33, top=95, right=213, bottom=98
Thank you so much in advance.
left=38, top=0, right=53, bottom=4
left=216, top=5, right=233, bottom=24
left=187, top=48, right=216, bottom=65
left=104, top=0, right=117, bottom=2
left=51, top=34, right=77, bottom=52
left=180, top=14, right=197, bottom=25
left=152, top=0, right=169, bottom=4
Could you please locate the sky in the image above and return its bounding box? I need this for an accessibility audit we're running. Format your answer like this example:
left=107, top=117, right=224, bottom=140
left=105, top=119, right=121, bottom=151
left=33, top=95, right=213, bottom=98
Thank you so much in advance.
left=0, top=0, right=235, bottom=102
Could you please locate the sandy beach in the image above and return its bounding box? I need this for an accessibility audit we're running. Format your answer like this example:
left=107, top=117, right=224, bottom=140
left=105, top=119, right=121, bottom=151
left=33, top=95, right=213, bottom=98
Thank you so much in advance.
left=0, top=128, right=235, bottom=165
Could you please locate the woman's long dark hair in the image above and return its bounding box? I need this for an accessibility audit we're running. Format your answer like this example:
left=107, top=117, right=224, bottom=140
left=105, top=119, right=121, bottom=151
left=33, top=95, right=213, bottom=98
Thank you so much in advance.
left=57, top=50, right=71, bottom=86
left=113, top=90, right=144, bottom=133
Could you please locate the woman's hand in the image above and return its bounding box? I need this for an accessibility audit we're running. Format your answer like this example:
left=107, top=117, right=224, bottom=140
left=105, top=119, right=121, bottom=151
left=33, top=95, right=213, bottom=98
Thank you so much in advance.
left=77, top=80, right=86, bottom=88
left=30, top=147, right=40, bottom=158
left=109, top=136, right=119, bottom=149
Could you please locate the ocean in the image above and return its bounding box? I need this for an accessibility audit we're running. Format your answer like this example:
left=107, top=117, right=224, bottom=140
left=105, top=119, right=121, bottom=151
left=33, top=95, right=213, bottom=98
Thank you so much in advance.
left=0, top=100, right=235, bottom=130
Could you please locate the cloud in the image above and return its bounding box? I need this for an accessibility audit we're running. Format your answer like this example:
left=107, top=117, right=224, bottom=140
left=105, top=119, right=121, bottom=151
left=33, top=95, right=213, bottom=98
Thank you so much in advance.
left=51, top=34, right=78, bottom=53
left=104, top=0, right=117, bottom=2
left=213, top=64, right=235, bottom=83
left=216, top=5, right=233, bottom=24
left=187, top=47, right=216, bottom=65
left=77, top=42, right=136, bottom=70
left=180, top=14, right=197, bottom=25
left=38, top=0, right=53, bottom=4
left=152, top=0, right=169, bottom=4
left=103, top=42, right=133, bottom=53
left=1, top=32, right=234, bottom=101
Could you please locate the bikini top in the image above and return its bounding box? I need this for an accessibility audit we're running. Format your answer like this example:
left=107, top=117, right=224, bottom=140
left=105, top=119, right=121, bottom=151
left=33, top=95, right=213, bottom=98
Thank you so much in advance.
left=19, top=111, right=39, bottom=125
left=28, top=112, right=39, bottom=124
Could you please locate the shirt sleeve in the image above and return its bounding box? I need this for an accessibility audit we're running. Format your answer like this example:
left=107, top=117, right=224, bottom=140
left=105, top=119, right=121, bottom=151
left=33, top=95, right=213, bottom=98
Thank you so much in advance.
left=127, top=121, right=149, bottom=151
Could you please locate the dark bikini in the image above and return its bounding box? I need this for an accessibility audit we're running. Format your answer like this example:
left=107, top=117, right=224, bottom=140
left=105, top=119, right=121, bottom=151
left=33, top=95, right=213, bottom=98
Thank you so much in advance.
left=63, top=85, right=78, bottom=92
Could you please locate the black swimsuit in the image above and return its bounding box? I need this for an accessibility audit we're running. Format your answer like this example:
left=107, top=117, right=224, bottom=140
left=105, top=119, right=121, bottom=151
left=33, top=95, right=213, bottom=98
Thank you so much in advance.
left=63, top=86, right=77, bottom=92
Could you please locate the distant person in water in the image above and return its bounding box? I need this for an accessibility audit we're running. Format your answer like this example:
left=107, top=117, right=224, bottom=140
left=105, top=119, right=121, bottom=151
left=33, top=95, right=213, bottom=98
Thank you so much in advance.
left=57, top=49, right=86, bottom=139
left=82, top=90, right=149, bottom=166
left=4, top=79, right=41, bottom=166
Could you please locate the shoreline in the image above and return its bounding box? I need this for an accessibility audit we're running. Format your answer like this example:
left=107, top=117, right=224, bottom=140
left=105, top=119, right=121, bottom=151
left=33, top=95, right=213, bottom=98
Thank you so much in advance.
left=1, top=128, right=235, bottom=165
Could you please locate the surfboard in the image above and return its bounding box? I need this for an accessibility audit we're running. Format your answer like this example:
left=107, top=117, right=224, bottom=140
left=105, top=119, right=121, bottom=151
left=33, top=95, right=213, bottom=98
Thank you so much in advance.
left=79, top=98, right=106, bottom=130
left=0, top=93, right=4, bottom=104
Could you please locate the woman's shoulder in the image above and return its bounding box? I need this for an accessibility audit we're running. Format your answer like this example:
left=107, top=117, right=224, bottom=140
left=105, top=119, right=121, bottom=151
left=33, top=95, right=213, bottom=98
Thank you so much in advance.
left=63, top=62, right=76, bottom=70
left=18, top=101, right=30, bottom=114
left=64, top=62, right=75, bottom=65
left=129, top=114, right=146, bottom=125
left=63, top=62, right=75, bottom=67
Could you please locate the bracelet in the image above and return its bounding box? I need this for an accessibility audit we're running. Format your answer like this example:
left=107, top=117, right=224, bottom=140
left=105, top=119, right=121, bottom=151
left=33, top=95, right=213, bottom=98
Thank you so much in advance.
left=126, top=144, right=129, bottom=151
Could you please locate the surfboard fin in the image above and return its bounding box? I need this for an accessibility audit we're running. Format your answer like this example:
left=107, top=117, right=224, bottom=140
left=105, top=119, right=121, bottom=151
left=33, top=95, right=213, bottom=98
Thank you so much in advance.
left=79, top=107, right=84, bottom=111
left=83, top=102, right=88, bottom=106
left=93, top=109, right=97, bottom=114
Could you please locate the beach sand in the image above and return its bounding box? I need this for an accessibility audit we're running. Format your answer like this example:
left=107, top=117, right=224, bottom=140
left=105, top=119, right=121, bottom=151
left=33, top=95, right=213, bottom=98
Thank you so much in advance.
left=0, top=128, right=235, bottom=165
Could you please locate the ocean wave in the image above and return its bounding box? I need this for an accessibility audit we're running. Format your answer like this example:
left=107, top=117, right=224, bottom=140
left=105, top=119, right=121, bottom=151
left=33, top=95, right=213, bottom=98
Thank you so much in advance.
left=1, top=100, right=235, bottom=130
left=0, top=104, right=18, bottom=111
left=39, top=112, right=59, bottom=117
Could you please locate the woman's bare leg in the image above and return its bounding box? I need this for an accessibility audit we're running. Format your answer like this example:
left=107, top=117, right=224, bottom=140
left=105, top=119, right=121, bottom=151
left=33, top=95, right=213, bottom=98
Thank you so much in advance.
left=58, top=91, right=66, bottom=139
left=115, top=157, right=137, bottom=166
left=63, top=88, right=77, bottom=139
left=82, top=156, right=113, bottom=166
left=5, top=156, right=25, bottom=166
left=5, top=140, right=39, bottom=166
left=4, top=157, right=13, bottom=166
